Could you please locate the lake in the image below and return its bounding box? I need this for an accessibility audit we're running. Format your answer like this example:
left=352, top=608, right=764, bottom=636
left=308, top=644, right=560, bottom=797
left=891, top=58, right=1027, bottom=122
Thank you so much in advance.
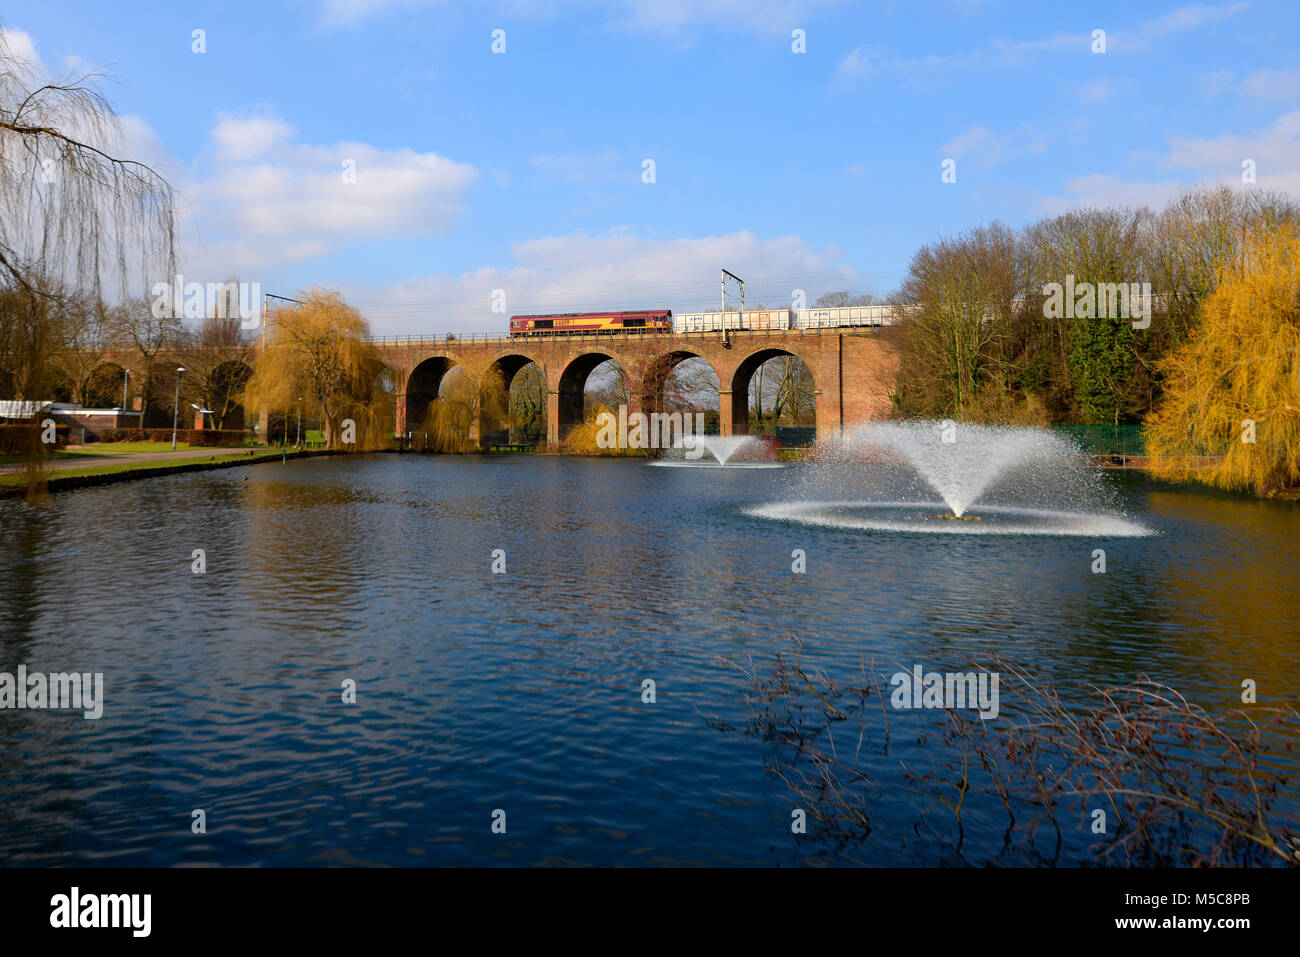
left=1, top=454, right=1297, bottom=866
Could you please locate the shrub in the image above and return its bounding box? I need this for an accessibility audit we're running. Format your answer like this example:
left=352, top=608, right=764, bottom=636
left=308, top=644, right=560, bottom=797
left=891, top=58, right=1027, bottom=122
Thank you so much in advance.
left=0, top=422, right=71, bottom=452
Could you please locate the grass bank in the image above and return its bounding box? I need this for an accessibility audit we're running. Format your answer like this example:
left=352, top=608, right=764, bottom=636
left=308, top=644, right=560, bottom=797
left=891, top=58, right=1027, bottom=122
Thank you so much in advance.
left=0, top=448, right=333, bottom=498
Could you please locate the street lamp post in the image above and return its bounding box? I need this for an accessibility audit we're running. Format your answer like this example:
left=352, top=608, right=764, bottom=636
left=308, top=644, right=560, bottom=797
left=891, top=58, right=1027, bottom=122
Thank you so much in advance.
left=296, top=397, right=302, bottom=447
left=171, top=367, right=185, bottom=451
left=120, top=368, right=131, bottom=436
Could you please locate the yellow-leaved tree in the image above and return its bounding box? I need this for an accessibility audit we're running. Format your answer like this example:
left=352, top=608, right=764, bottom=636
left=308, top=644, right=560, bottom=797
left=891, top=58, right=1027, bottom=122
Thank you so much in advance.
left=413, top=367, right=480, bottom=453
left=1146, top=224, right=1300, bottom=495
left=242, top=289, right=393, bottom=450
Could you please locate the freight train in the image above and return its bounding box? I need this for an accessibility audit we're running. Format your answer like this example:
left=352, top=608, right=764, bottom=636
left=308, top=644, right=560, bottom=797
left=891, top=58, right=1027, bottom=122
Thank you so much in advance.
left=507, top=304, right=910, bottom=337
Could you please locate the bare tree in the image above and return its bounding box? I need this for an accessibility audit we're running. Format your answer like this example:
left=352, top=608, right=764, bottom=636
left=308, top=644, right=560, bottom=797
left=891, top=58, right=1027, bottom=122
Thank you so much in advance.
left=896, top=222, right=1022, bottom=418
left=175, top=281, right=256, bottom=429
left=662, top=357, right=719, bottom=413
left=0, top=28, right=176, bottom=302
left=48, top=291, right=110, bottom=405
left=109, top=296, right=180, bottom=425
left=814, top=290, right=876, bottom=307
left=583, top=359, right=629, bottom=416
left=749, top=355, right=815, bottom=428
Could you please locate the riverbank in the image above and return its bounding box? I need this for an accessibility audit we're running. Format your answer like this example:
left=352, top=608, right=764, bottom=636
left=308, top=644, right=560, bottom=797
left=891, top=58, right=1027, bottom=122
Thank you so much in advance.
left=0, top=447, right=333, bottom=498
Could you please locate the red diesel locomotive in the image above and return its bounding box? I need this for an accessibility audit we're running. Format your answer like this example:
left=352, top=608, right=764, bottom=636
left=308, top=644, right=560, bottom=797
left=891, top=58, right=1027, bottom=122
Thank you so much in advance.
left=509, top=309, right=672, bottom=336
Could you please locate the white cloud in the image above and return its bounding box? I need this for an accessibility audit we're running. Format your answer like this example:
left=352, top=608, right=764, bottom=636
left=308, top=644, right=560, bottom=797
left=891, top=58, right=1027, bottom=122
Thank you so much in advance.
left=941, top=126, right=1001, bottom=166
left=833, top=46, right=871, bottom=80
left=1159, top=110, right=1300, bottom=188
left=317, top=0, right=844, bottom=33
left=211, top=113, right=296, bottom=161
left=345, top=229, right=860, bottom=335
left=833, top=45, right=980, bottom=86
left=0, top=26, right=41, bottom=73
left=61, top=53, right=94, bottom=75
left=1, top=27, right=109, bottom=84
left=1037, top=109, right=1300, bottom=213
left=833, top=2, right=1249, bottom=90
left=528, top=149, right=624, bottom=184
left=1240, top=68, right=1300, bottom=101
left=602, top=0, right=844, bottom=36
left=940, top=124, right=1045, bottom=169
left=1077, top=77, right=1126, bottom=105
left=1114, top=1, right=1249, bottom=52
left=830, top=34, right=1080, bottom=90
left=188, top=112, right=479, bottom=273
left=986, top=31, right=1082, bottom=63
left=316, top=0, right=434, bottom=28
left=1037, top=174, right=1191, bottom=215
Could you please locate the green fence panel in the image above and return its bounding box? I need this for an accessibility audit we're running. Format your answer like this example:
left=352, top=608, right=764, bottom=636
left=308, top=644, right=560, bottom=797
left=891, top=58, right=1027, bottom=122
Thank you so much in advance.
left=1053, top=425, right=1147, bottom=456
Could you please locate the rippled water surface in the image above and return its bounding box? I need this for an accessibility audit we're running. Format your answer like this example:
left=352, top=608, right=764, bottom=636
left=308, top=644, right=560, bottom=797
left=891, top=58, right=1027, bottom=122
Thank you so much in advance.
left=1, top=455, right=1298, bottom=866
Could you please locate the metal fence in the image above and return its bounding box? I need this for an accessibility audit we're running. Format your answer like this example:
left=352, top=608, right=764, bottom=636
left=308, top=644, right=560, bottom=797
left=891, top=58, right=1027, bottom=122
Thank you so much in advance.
left=361, top=325, right=864, bottom=349
left=1053, top=425, right=1146, bottom=456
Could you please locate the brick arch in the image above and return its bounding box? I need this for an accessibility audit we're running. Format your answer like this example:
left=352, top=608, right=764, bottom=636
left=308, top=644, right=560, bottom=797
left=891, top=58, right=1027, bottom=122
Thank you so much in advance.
left=638, top=349, right=720, bottom=415
left=404, top=352, right=464, bottom=432
left=84, top=360, right=129, bottom=409
left=726, top=345, right=818, bottom=436
left=556, top=349, right=634, bottom=439
left=479, top=352, right=545, bottom=447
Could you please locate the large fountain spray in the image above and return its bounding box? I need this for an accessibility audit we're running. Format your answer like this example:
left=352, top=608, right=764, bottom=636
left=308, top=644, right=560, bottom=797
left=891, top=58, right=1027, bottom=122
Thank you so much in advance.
left=852, top=422, right=1078, bottom=517
left=745, top=420, right=1153, bottom=536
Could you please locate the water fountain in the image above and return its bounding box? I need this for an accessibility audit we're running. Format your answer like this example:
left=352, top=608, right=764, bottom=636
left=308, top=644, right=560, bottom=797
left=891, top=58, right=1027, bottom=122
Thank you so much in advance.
left=852, top=422, right=1076, bottom=517
left=746, top=420, right=1153, bottom=536
left=691, top=435, right=759, bottom=466
left=651, top=434, right=784, bottom=468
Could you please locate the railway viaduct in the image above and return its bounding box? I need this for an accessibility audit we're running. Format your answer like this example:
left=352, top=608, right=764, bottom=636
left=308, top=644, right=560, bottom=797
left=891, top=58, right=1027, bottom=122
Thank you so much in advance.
left=81, top=325, right=899, bottom=448
left=373, top=325, right=900, bottom=448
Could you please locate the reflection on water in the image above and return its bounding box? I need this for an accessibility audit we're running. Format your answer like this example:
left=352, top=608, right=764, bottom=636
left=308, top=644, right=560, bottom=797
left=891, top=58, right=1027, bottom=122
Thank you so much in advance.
left=0, top=457, right=1296, bottom=865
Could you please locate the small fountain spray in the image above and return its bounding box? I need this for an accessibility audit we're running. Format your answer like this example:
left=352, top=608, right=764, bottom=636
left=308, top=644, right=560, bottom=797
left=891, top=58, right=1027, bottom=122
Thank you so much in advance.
left=653, top=434, right=783, bottom=468
left=690, top=435, right=760, bottom=466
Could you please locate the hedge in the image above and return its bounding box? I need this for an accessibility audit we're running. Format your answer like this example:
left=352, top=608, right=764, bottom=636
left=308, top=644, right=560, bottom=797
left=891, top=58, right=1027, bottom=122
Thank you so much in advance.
left=96, top=428, right=252, bottom=446
left=0, top=422, right=72, bottom=452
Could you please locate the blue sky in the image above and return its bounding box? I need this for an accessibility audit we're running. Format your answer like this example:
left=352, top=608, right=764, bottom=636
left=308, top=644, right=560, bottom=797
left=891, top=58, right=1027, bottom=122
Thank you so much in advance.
left=4, top=0, right=1298, bottom=333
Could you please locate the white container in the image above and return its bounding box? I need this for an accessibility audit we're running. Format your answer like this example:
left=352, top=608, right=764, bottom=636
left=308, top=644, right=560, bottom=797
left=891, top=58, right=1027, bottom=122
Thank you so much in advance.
left=671, top=310, right=791, bottom=333
left=795, top=304, right=904, bottom=328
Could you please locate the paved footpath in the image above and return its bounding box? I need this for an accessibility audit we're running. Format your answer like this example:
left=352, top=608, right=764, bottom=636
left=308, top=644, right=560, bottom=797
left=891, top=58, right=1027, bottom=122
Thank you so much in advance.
left=0, top=447, right=269, bottom=474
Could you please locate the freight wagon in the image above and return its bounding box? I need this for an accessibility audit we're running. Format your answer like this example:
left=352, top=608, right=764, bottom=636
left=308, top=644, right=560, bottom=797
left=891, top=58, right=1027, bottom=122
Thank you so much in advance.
left=670, top=309, right=792, bottom=333
left=793, top=304, right=905, bottom=329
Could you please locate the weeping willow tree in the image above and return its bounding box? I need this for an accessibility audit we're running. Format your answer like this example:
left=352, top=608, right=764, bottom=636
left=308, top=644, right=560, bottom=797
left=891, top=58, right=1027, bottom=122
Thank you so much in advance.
left=242, top=290, right=393, bottom=451
left=0, top=26, right=177, bottom=497
left=1146, top=224, right=1300, bottom=495
left=413, top=366, right=479, bottom=453
left=561, top=404, right=617, bottom=455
